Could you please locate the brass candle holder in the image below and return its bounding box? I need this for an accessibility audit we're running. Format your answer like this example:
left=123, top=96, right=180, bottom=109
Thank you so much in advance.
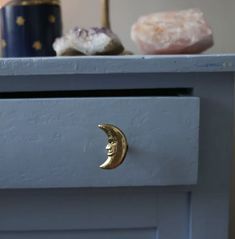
left=101, top=0, right=110, bottom=29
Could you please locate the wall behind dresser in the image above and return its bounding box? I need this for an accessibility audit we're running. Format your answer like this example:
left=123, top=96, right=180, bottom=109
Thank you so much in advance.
left=61, top=0, right=235, bottom=54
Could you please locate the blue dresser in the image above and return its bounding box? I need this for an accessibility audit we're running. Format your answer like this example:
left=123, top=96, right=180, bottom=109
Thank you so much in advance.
left=0, top=55, right=234, bottom=239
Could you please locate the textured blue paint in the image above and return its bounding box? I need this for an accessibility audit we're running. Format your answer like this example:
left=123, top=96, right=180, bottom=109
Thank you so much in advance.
left=0, top=54, right=234, bottom=76
left=0, top=97, right=199, bottom=189
left=0, top=56, right=233, bottom=239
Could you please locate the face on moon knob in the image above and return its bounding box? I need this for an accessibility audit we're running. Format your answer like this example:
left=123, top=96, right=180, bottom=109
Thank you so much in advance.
left=98, top=124, right=128, bottom=170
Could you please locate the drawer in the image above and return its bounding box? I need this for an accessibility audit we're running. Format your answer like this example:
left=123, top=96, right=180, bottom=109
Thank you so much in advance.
left=0, top=97, right=199, bottom=188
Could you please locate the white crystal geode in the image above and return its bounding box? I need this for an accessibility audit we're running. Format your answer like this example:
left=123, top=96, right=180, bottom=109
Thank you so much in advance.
left=131, top=8, right=214, bottom=54
left=53, top=27, right=124, bottom=56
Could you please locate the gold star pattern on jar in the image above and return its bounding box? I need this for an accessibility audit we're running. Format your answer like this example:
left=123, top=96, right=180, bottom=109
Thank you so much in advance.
left=48, top=15, right=56, bottom=23
left=32, top=41, right=42, bottom=50
left=0, top=39, right=7, bottom=48
left=16, top=16, right=26, bottom=26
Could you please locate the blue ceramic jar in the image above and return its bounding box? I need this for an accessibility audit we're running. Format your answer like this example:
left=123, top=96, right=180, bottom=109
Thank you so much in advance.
left=0, top=0, right=62, bottom=57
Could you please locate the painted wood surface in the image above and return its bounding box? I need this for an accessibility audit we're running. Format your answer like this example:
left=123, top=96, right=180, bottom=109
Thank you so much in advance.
left=0, top=57, right=233, bottom=239
left=0, top=230, right=156, bottom=239
left=0, top=54, right=234, bottom=76
left=0, top=97, right=199, bottom=188
left=0, top=189, right=189, bottom=239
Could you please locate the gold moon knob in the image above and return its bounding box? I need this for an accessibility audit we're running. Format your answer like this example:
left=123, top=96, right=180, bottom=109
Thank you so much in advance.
left=98, top=124, right=128, bottom=169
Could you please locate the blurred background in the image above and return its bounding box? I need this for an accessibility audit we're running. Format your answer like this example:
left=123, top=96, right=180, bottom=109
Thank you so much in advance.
left=61, top=0, right=235, bottom=54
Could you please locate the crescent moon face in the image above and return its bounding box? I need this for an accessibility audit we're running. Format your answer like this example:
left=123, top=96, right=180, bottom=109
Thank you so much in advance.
left=98, top=124, right=128, bottom=169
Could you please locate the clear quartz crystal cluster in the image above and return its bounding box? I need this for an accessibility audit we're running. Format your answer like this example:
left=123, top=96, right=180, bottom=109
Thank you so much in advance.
left=53, top=27, right=124, bottom=56
left=131, top=8, right=214, bottom=54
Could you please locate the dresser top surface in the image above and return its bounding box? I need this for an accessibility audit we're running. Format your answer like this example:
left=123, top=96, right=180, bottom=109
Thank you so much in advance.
left=0, top=54, right=235, bottom=76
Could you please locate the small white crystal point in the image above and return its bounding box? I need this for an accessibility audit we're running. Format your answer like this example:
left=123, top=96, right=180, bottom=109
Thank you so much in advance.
left=53, top=27, right=124, bottom=56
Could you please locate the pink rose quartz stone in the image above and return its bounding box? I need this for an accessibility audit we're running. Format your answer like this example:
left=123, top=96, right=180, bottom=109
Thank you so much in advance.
left=131, top=8, right=214, bottom=54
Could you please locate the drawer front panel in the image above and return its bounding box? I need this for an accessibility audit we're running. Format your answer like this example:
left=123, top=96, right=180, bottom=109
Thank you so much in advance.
left=0, top=190, right=189, bottom=239
left=0, top=229, right=156, bottom=239
left=0, top=97, right=199, bottom=188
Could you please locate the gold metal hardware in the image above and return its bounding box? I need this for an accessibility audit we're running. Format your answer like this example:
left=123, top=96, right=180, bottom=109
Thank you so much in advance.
left=101, top=0, right=110, bottom=29
left=20, top=0, right=60, bottom=6
left=98, top=124, right=128, bottom=170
